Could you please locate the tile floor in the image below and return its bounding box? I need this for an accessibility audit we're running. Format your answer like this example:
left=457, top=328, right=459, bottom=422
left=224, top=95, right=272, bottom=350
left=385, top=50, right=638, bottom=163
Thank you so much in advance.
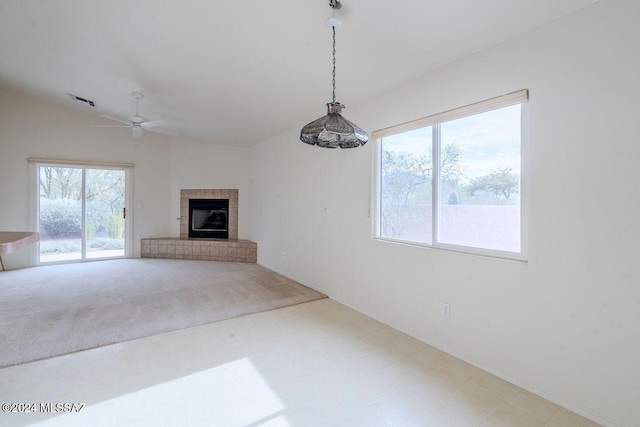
left=0, top=299, right=601, bottom=427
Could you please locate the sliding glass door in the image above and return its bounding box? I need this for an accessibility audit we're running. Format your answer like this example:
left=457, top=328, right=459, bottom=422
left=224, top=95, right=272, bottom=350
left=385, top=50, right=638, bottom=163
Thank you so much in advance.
left=37, top=164, right=130, bottom=264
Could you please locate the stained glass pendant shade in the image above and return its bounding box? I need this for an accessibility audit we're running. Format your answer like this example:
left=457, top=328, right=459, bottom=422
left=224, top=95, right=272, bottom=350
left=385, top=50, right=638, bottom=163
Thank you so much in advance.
left=300, top=4, right=368, bottom=149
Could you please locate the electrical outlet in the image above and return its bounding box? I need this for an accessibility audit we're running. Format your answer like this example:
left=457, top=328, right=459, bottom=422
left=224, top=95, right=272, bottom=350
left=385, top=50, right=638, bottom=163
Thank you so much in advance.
left=442, top=303, right=450, bottom=318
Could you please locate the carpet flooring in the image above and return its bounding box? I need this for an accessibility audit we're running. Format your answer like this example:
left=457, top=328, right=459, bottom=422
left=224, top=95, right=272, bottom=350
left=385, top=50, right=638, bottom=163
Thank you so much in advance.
left=0, top=259, right=326, bottom=368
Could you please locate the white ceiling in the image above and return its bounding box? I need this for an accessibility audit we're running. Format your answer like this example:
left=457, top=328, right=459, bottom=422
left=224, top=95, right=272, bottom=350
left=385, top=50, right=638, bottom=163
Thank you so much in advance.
left=0, top=0, right=597, bottom=146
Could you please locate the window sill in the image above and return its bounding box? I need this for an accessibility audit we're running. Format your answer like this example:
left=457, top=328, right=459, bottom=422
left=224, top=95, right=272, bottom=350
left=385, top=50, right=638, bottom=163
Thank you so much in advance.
left=373, top=236, right=528, bottom=263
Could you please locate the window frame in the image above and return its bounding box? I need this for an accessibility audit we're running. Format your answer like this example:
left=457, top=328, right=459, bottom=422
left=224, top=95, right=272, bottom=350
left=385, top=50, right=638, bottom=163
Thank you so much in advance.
left=372, top=90, right=529, bottom=261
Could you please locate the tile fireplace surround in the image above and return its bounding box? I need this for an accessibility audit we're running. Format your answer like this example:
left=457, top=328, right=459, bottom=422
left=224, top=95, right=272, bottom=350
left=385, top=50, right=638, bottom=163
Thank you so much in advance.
left=141, top=189, right=257, bottom=263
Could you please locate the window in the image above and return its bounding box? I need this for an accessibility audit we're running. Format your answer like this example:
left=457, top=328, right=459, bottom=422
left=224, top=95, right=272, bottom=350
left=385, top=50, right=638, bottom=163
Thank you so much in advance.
left=374, top=90, right=528, bottom=259
left=29, top=159, right=133, bottom=264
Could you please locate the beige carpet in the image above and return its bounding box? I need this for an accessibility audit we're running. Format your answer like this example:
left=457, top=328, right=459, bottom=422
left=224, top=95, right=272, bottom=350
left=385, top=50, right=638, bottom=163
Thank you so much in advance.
left=0, top=259, right=326, bottom=368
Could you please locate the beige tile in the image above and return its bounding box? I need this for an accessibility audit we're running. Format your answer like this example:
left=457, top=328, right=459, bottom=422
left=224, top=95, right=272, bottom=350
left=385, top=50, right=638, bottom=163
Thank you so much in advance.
left=419, top=367, right=470, bottom=394
left=351, top=390, right=429, bottom=427
left=397, top=370, right=453, bottom=406
left=508, top=389, right=561, bottom=422
left=399, top=351, right=441, bottom=377
left=331, top=374, right=396, bottom=411
left=548, top=409, right=603, bottom=427
left=490, top=402, right=546, bottom=427
left=279, top=372, right=343, bottom=406
left=295, top=394, right=352, bottom=427
left=417, top=345, right=458, bottom=366
left=475, top=416, right=506, bottom=426
left=404, top=395, right=486, bottom=427
left=474, top=373, right=521, bottom=400
left=443, top=358, right=486, bottom=382
left=454, top=382, right=506, bottom=414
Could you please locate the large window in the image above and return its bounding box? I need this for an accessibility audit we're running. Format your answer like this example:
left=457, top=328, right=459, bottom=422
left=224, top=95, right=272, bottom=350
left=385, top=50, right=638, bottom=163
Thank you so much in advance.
left=375, top=90, right=528, bottom=259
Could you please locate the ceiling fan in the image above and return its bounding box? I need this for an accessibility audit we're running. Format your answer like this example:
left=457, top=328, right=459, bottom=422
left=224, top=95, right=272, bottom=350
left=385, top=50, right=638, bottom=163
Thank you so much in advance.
left=98, top=91, right=178, bottom=137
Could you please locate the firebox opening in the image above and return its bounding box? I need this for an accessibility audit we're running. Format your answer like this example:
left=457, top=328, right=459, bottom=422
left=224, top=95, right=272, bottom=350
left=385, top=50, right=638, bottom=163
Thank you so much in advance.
left=188, top=199, right=229, bottom=239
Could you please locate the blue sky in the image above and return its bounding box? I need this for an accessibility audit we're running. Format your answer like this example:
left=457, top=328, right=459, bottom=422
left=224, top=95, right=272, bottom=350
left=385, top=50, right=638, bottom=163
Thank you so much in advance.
left=381, top=104, right=521, bottom=184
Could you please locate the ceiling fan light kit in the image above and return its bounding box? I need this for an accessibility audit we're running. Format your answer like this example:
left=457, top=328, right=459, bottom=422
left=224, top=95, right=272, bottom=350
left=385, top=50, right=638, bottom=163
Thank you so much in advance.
left=300, top=0, right=368, bottom=149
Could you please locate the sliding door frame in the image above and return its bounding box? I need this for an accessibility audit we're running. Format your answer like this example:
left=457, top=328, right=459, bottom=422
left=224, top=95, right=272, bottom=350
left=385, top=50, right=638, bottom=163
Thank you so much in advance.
left=28, top=158, right=134, bottom=266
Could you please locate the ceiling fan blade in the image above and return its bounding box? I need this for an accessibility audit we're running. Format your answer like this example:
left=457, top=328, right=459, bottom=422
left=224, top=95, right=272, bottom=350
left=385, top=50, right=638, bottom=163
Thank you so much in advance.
left=147, top=127, right=179, bottom=136
left=91, top=125, right=131, bottom=128
left=132, top=127, right=143, bottom=138
left=100, top=114, right=132, bottom=126
left=141, top=120, right=168, bottom=129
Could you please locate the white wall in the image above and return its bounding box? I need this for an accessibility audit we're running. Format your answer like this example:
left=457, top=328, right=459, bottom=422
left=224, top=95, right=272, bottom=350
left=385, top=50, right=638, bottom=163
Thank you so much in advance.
left=0, top=86, right=250, bottom=268
left=168, top=140, right=249, bottom=239
left=248, top=0, right=640, bottom=425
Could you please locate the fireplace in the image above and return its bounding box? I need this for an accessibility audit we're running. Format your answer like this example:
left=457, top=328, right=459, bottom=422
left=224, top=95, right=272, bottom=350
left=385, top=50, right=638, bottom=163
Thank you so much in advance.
left=142, top=188, right=255, bottom=262
left=189, top=199, right=229, bottom=239
left=180, top=189, right=239, bottom=240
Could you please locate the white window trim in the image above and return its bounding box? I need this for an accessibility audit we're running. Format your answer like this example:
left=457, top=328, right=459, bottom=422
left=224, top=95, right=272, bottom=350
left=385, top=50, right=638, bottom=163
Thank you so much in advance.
left=372, top=90, right=529, bottom=262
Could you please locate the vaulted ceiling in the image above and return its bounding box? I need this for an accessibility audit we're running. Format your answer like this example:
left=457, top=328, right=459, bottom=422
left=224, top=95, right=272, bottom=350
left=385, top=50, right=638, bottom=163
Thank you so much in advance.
left=0, top=0, right=597, bottom=146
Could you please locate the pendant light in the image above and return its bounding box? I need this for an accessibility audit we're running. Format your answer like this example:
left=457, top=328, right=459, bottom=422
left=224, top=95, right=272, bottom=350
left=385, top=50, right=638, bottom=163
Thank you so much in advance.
left=300, top=0, right=368, bottom=149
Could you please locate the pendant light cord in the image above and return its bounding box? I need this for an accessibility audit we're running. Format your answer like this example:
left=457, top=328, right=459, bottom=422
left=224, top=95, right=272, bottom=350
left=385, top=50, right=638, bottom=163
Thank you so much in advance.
left=332, top=26, right=336, bottom=104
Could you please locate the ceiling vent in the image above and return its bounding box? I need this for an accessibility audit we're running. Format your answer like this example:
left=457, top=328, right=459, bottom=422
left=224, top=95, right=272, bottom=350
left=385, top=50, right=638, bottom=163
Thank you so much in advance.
left=67, top=93, right=95, bottom=107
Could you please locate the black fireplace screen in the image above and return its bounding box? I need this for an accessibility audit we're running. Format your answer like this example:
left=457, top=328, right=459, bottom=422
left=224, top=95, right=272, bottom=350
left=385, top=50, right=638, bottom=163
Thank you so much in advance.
left=192, top=209, right=227, bottom=231
left=188, top=199, right=229, bottom=239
